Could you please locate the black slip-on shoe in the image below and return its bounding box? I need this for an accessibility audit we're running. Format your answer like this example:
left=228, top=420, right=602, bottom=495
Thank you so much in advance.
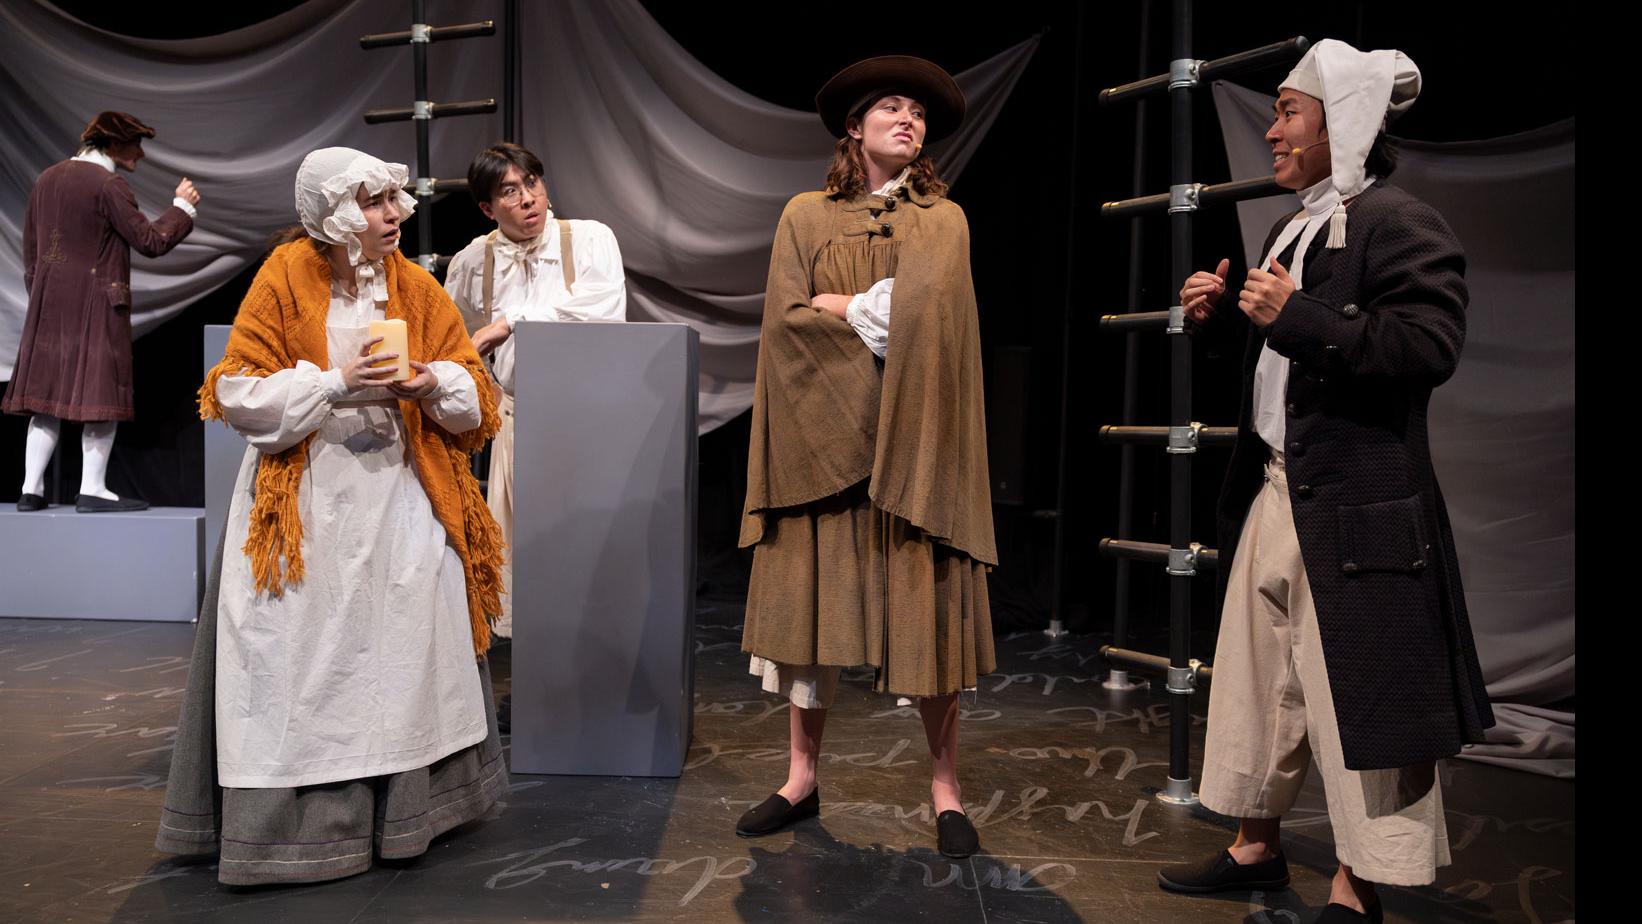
left=735, top=788, right=819, bottom=837
left=936, top=809, right=979, bottom=858
left=1157, top=849, right=1290, bottom=893
left=75, top=494, right=149, bottom=513
left=1313, top=901, right=1383, bottom=924
left=16, top=493, right=47, bottom=511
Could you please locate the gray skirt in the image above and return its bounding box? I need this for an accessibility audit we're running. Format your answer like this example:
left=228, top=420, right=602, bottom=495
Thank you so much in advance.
left=155, top=530, right=507, bottom=887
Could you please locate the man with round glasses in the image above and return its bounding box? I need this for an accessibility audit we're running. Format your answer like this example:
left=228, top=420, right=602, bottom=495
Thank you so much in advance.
left=444, top=142, right=627, bottom=671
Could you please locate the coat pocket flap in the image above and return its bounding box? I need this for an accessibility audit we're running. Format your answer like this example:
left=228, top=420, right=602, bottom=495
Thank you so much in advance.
left=1336, top=495, right=1429, bottom=575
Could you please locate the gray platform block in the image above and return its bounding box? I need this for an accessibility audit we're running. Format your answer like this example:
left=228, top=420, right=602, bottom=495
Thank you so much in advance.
left=510, top=321, right=698, bottom=777
left=203, top=325, right=246, bottom=574
left=0, top=505, right=203, bottom=621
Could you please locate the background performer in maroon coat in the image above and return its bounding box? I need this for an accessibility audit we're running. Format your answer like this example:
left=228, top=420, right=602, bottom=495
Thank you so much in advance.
left=4, top=111, right=200, bottom=512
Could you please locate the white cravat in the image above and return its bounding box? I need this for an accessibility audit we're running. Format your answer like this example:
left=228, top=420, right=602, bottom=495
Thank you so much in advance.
left=351, top=257, right=390, bottom=305
left=72, top=147, right=116, bottom=172
left=1250, top=176, right=1374, bottom=451
left=492, top=227, right=549, bottom=280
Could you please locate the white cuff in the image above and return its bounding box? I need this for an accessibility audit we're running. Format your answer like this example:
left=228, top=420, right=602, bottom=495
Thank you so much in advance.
left=844, top=280, right=892, bottom=360
left=424, top=368, right=449, bottom=400
left=319, top=367, right=348, bottom=401
left=172, top=197, right=198, bottom=219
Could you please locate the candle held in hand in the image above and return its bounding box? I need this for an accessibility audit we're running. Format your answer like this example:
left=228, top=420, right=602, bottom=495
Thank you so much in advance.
left=367, top=318, right=412, bottom=382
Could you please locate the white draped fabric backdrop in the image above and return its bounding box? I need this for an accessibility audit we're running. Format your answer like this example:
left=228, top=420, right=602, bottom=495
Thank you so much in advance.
left=0, top=0, right=1038, bottom=432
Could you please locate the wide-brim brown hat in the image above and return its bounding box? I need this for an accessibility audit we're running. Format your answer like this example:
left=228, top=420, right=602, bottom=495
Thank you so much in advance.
left=80, top=111, right=156, bottom=147
left=816, top=55, right=966, bottom=144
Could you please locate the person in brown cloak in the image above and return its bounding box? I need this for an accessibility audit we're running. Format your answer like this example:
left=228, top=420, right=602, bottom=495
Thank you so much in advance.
left=4, top=111, right=199, bottom=512
left=735, top=56, right=997, bottom=859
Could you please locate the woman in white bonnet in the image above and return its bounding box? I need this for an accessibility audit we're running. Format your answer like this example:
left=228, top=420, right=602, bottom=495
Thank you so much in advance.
left=155, top=147, right=508, bottom=886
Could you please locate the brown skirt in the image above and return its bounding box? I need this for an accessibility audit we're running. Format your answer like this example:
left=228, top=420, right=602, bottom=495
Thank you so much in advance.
left=741, top=481, right=995, bottom=697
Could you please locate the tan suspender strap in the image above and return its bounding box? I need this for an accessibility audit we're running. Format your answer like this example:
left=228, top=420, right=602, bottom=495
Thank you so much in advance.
left=558, top=219, right=575, bottom=295
left=480, top=230, right=497, bottom=330
left=476, top=224, right=571, bottom=332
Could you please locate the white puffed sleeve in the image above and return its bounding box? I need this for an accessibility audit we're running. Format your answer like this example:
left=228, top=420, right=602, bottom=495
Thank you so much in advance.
left=442, top=243, right=484, bottom=324
left=420, top=360, right=483, bottom=434
left=552, top=221, right=627, bottom=323
left=214, top=361, right=347, bottom=454
left=845, top=276, right=894, bottom=359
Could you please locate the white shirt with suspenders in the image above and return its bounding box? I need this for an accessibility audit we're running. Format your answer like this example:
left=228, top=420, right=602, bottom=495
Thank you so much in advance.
left=442, top=215, right=627, bottom=637
left=444, top=215, right=628, bottom=395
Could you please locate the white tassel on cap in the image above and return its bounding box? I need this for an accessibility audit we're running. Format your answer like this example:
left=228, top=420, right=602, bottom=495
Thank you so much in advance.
left=1326, top=203, right=1348, bottom=249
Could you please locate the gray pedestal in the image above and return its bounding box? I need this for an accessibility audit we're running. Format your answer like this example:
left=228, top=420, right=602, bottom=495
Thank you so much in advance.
left=0, top=506, right=203, bottom=621
left=203, top=325, right=248, bottom=575
left=510, top=321, right=698, bottom=777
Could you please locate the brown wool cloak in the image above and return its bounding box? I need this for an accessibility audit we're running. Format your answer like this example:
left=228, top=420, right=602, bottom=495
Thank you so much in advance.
left=740, top=188, right=997, bottom=567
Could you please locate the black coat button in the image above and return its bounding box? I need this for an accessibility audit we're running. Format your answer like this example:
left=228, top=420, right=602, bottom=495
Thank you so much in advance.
left=1286, top=402, right=1298, bottom=415
left=881, top=223, right=894, bottom=237
left=1341, top=303, right=1360, bottom=318
left=1288, top=441, right=1305, bottom=457
left=882, top=196, right=897, bottom=211
left=1295, top=484, right=1313, bottom=498
left=1342, top=561, right=1360, bottom=574
left=1411, top=559, right=1426, bottom=571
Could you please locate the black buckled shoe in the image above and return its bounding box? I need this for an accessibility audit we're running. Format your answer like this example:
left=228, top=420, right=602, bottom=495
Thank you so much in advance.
left=75, top=494, right=149, bottom=513
left=1157, top=849, right=1290, bottom=893
left=1314, top=901, right=1383, bottom=923
left=16, top=493, right=47, bottom=511
left=936, top=810, right=979, bottom=858
left=735, top=788, right=819, bottom=837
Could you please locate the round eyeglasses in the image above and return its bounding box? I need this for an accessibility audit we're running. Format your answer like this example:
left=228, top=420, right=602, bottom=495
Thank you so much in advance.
left=496, top=174, right=543, bottom=207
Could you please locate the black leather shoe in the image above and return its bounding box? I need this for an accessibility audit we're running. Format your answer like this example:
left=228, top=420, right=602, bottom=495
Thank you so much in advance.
left=1157, top=849, right=1290, bottom=893
left=936, top=810, right=979, bottom=858
left=16, top=493, right=47, bottom=511
left=75, top=494, right=149, bottom=513
left=735, top=789, right=819, bottom=837
left=1314, top=901, right=1383, bottom=923
left=496, top=694, right=511, bottom=734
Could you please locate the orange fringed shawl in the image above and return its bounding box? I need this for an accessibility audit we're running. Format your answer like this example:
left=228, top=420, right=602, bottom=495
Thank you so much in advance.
left=200, top=242, right=506, bottom=655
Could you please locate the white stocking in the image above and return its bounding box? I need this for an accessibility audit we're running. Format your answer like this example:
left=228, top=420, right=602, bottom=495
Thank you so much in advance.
left=79, top=421, right=118, bottom=500
left=21, top=415, right=61, bottom=496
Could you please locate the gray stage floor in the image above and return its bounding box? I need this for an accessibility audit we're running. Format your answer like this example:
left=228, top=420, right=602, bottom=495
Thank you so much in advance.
left=0, top=604, right=1574, bottom=923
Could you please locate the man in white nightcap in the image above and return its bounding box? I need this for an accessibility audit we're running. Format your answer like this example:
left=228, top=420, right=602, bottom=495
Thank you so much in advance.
left=1157, top=40, right=1494, bottom=923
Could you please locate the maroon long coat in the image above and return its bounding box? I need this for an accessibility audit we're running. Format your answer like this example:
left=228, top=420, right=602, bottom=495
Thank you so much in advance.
left=2, top=159, right=193, bottom=421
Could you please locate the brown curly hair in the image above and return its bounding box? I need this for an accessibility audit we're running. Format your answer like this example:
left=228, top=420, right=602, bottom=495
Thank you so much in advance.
left=823, top=132, right=948, bottom=199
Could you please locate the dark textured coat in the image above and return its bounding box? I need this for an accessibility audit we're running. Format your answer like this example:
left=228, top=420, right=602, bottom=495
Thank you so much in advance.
left=3, top=159, right=192, bottom=421
left=1215, top=182, right=1495, bottom=771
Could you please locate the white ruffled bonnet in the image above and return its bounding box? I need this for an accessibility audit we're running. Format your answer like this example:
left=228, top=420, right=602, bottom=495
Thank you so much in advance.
left=294, top=147, right=417, bottom=269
